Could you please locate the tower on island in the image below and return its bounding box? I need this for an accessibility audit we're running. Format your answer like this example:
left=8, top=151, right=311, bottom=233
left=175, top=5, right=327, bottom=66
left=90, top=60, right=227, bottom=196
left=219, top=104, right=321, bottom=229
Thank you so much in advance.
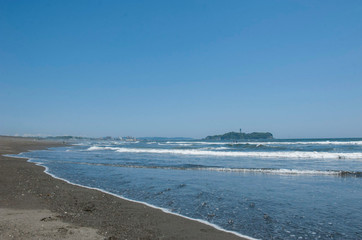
left=240, top=128, right=242, bottom=134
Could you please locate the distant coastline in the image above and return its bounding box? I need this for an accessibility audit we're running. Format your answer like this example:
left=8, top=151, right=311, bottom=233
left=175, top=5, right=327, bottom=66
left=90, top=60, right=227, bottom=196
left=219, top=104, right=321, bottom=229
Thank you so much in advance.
left=205, top=131, right=273, bottom=140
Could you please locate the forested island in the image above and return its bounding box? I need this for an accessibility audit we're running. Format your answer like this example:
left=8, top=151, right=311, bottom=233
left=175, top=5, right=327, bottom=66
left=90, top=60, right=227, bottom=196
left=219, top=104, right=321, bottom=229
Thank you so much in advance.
left=205, top=131, right=273, bottom=140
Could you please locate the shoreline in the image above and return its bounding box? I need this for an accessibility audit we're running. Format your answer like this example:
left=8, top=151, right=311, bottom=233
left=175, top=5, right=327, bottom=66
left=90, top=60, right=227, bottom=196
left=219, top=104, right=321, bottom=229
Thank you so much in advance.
left=27, top=156, right=255, bottom=240
left=0, top=136, right=248, bottom=240
left=26, top=157, right=255, bottom=240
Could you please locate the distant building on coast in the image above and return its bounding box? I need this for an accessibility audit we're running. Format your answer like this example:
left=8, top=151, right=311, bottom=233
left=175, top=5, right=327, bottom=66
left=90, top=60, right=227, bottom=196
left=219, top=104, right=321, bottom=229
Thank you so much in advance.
left=124, top=136, right=137, bottom=142
left=101, top=136, right=137, bottom=141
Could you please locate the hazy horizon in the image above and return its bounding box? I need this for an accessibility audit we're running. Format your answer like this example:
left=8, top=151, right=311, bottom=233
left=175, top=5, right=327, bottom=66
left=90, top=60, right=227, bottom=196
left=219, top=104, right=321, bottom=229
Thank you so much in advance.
left=5, top=132, right=362, bottom=140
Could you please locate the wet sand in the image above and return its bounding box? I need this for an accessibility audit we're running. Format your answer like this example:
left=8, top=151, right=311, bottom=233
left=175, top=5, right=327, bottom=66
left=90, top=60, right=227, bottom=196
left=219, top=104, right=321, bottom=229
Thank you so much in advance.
left=0, top=136, right=246, bottom=240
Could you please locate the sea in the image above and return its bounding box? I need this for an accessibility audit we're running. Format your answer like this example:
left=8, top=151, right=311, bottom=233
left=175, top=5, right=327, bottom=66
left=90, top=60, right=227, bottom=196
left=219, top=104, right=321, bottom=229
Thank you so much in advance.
left=13, top=138, right=362, bottom=239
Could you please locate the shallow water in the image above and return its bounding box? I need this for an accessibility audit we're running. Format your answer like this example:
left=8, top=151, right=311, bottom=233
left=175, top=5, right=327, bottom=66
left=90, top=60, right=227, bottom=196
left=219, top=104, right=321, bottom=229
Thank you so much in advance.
left=19, top=138, right=362, bottom=239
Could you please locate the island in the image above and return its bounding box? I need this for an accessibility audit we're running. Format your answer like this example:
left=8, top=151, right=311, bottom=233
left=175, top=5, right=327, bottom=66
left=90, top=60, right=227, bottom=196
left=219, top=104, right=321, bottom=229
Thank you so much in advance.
left=205, top=131, right=273, bottom=140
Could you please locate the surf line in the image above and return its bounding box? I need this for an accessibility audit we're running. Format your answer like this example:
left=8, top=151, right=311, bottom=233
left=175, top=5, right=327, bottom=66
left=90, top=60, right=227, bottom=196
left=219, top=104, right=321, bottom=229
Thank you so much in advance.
left=6, top=152, right=259, bottom=240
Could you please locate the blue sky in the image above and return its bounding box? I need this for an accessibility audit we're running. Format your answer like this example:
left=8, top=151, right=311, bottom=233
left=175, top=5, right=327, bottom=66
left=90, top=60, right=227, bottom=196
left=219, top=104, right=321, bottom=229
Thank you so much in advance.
left=1, top=0, right=362, bottom=138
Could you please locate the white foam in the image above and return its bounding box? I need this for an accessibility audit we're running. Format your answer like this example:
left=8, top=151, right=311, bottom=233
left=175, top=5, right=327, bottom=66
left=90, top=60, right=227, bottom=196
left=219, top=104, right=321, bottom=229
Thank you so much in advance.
left=72, top=143, right=87, bottom=146
left=87, top=146, right=119, bottom=151
left=250, top=141, right=362, bottom=146
left=166, top=141, right=228, bottom=145
left=200, top=147, right=231, bottom=150
left=67, top=162, right=346, bottom=176
left=3, top=154, right=29, bottom=159
left=16, top=158, right=351, bottom=176
left=165, top=140, right=362, bottom=146
left=159, top=143, right=192, bottom=146
left=200, top=168, right=340, bottom=175
left=5, top=153, right=257, bottom=240
left=87, top=146, right=362, bottom=159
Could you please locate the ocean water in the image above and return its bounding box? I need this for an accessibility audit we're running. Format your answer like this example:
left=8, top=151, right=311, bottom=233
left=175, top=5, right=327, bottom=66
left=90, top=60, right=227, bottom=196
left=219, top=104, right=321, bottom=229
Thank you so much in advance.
left=16, top=138, right=362, bottom=239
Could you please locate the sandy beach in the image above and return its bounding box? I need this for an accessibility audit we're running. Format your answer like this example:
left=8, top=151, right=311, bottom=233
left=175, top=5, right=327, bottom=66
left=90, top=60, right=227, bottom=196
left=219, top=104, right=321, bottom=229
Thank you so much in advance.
left=0, top=136, right=245, bottom=240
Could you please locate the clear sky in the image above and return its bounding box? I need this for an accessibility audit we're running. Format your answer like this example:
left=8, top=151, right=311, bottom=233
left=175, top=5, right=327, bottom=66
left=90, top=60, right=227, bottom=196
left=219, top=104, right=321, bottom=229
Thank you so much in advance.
left=1, top=0, right=362, bottom=139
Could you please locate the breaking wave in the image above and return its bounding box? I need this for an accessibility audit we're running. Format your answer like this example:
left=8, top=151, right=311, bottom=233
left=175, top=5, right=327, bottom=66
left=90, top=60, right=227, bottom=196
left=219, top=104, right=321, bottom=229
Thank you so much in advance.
left=165, top=141, right=362, bottom=146
left=86, top=146, right=362, bottom=159
left=48, top=160, right=362, bottom=177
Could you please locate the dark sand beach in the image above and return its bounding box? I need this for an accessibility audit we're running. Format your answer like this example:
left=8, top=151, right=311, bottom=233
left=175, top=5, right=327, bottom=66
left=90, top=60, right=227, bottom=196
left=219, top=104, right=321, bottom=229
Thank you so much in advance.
left=0, top=136, right=245, bottom=240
